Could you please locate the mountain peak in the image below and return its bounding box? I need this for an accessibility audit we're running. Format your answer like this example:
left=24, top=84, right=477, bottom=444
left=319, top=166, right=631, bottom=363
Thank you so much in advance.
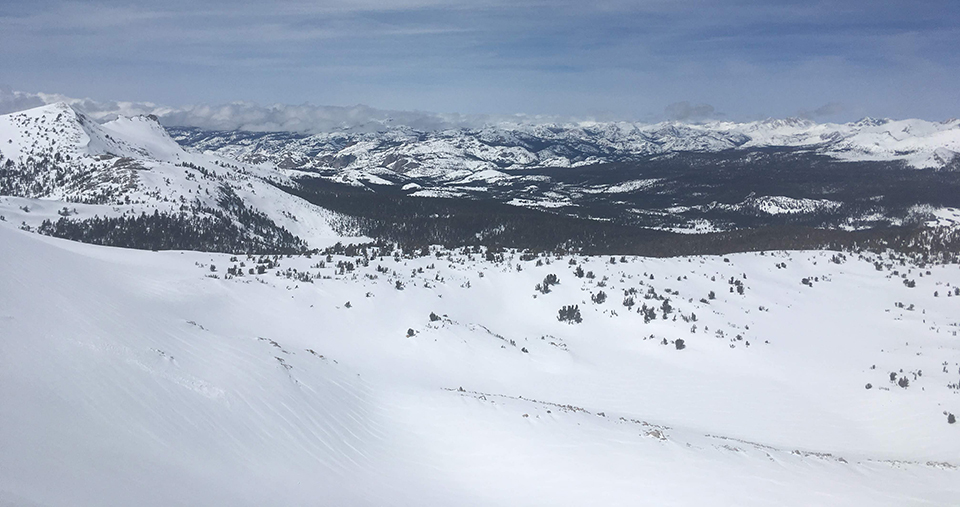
left=19, top=101, right=79, bottom=120
left=852, top=117, right=891, bottom=127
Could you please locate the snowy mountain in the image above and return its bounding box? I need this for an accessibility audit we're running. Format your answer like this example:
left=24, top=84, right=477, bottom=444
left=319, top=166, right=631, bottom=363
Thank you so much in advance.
left=3, top=102, right=960, bottom=251
left=0, top=103, right=352, bottom=252
left=1, top=221, right=958, bottom=506
left=171, top=116, right=960, bottom=184
left=166, top=116, right=960, bottom=235
left=2, top=99, right=960, bottom=506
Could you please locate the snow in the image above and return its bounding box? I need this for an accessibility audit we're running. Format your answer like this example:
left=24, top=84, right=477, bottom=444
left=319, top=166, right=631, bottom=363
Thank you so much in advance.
left=506, top=197, right=578, bottom=209
left=3, top=100, right=960, bottom=505
left=171, top=113, right=960, bottom=185
left=409, top=188, right=468, bottom=198
left=450, top=169, right=512, bottom=185
left=100, top=114, right=186, bottom=161
left=655, top=217, right=725, bottom=234
left=602, top=178, right=662, bottom=194
left=920, top=206, right=960, bottom=228
left=746, top=195, right=843, bottom=215
left=0, top=196, right=140, bottom=225
left=0, top=103, right=352, bottom=248
left=2, top=222, right=959, bottom=506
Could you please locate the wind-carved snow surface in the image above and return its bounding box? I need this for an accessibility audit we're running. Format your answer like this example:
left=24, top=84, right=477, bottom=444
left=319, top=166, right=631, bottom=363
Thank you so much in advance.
left=1, top=222, right=959, bottom=506
left=0, top=103, right=353, bottom=248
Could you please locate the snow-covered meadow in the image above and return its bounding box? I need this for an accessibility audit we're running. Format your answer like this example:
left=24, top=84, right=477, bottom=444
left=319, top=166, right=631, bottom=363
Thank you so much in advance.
left=2, top=221, right=958, bottom=506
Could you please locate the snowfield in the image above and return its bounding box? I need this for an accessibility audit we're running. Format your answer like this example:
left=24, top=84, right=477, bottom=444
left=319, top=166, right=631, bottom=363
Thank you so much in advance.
left=2, top=222, right=959, bottom=506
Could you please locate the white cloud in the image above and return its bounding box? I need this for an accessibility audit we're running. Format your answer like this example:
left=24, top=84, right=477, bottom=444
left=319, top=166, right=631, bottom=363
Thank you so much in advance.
left=664, top=102, right=717, bottom=121
left=0, top=88, right=586, bottom=133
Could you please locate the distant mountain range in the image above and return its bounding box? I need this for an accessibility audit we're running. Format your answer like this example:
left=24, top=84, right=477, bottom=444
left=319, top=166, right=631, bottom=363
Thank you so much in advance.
left=171, top=115, right=960, bottom=179
left=169, top=113, right=960, bottom=234
left=2, top=102, right=960, bottom=254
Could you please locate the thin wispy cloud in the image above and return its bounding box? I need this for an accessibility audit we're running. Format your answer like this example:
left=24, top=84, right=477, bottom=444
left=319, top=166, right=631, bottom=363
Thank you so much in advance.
left=1, top=0, right=958, bottom=120
left=664, top=102, right=718, bottom=122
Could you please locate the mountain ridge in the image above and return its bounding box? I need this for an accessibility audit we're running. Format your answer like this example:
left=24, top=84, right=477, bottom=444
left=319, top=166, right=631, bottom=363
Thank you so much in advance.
left=169, top=114, right=960, bottom=188
left=0, top=102, right=355, bottom=252
left=3, top=101, right=960, bottom=255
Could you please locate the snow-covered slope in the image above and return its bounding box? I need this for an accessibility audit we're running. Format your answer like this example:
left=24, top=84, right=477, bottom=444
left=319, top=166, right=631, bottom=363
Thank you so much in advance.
left=2, top=221, right=958, bottom=506
left=0, top=103, right=352, bottom=250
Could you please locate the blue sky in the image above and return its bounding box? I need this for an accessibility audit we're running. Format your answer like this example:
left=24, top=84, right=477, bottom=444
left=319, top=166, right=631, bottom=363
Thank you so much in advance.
left=1, top=0, right=958, bottom=122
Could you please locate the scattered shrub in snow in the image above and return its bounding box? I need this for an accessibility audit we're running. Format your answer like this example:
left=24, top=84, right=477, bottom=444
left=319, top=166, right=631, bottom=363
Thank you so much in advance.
left=661, top=299, right=673, bottom=315
left=641, top=305, right=657, bottom=323
left=537, top=273, right=560, bottom=294
left=675, top=339, right=686, bottom=350
left=557, top=305, right=582, bottom=324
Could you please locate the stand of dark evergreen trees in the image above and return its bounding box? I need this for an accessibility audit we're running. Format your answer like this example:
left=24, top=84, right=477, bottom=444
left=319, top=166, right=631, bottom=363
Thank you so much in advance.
left=280, top=177, right=960, bottom=262
left=34, top=185, right=306, bottom=254
left=37, top=207, right=305, bottom=254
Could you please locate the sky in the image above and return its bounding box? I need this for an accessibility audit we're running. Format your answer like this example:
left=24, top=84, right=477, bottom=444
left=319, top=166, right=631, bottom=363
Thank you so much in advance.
left=1, top=0, right=959, bottom=127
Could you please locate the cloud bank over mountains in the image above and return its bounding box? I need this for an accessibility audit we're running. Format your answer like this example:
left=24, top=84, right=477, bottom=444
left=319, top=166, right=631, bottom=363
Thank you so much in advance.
left=1, top=87, right=590, bottom=133
left=0, top=88, right=933, bottom=137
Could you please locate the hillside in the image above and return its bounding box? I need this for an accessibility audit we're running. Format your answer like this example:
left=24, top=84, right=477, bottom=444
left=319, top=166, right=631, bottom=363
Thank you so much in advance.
left=1, top=222, right=958, bottom=506
left=0, top=103, right=352, bottom=252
